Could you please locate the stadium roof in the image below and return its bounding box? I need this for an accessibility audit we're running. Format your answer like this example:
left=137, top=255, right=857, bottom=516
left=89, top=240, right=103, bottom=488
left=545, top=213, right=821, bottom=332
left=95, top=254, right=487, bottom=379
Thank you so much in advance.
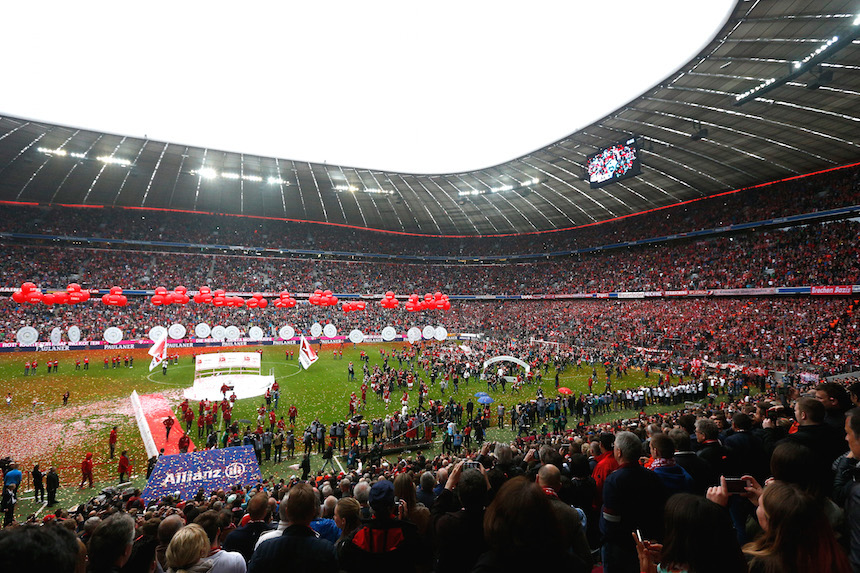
left=1, top=0, right=859, bottom=236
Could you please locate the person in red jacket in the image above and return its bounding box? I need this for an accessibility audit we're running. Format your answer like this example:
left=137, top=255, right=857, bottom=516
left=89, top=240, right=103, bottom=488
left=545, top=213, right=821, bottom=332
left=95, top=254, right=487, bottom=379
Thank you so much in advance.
left=108, top=426, right=118, bottom=459
left=80, top=453, right=94, bottom=488
left=118, top=451, right=131, bottom=483
left=163, top=415, right=175, bottom=441
left=178, top=434, right=191, bottom=454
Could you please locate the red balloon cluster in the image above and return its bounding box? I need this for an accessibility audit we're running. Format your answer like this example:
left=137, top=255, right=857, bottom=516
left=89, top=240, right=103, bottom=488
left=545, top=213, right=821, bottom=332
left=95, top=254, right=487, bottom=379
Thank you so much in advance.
left=211, top=289, right=245, bottom=308
left=379, top=291, right=399, bottom=309
left=193, top=286, right=213, bottom=304
left=342, top=300, right=366, bottom=312
left=405, top=292, right=451, bottom=311
left=246, top=292, right=268, bottom=309
left=274, top=291, right=297, bottom=308
left=101, top=286, right=128, bottom=307
left=12, top=282, right=91, bottom=306
left=152, top=285, right=190, bottom=306
left=309, top=289, right=338, bottom=306
left=66, top=283, right=90, bottom=304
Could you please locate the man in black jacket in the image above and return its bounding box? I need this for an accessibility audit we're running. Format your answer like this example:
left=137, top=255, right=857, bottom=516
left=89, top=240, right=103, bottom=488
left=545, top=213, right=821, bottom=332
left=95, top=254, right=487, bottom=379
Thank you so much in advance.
left=31, top=464, right=44, bottom=503
left=248, top=483, right=338, bottom=573
left=46, top=466, right=60, bottom=506
left=432, top=462, right=488, bottom=573
left=223, top=492, right=274, bottom=563
left=695, top=418, right=729, bottom=487
left=340, top=479, right=421, bottom=572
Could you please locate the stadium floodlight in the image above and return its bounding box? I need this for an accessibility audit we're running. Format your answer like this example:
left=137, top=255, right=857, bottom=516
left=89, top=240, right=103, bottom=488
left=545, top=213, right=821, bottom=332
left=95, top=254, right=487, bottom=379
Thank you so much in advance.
left=97, top=155, right=131, bottom=166
left=70, top=152, right=87, bottom=159
left=221, top=172, right=240, bottom=179
left=267, top=176, right=285, bottom=184
left=195, top=167, right=217, bottom=179
left=37, top=147, right=68, bottom=156
left=244, top=175, right=263, bottom=182
left=736, top=23, right=860, bottom=107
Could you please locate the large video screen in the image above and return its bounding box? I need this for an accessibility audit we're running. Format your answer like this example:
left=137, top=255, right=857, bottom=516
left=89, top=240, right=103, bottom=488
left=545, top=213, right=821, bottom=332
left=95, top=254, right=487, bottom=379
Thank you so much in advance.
left=585, top=137, right=641, bottom=188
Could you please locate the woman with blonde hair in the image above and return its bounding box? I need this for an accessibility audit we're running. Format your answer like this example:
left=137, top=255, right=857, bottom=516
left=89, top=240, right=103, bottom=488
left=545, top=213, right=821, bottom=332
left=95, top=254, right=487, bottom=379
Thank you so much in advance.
left=165, top=524, right=213, bottom=573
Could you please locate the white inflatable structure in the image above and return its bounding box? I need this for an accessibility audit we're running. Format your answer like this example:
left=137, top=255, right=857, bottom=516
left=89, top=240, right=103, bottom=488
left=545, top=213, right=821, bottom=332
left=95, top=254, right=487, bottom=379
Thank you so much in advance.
left=183, top=352, right=275, bottom=401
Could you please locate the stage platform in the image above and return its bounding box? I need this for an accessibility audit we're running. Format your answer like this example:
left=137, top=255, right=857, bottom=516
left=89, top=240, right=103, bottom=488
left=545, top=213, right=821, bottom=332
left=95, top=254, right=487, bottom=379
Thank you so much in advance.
left=183, top=373, right=275, bottom=401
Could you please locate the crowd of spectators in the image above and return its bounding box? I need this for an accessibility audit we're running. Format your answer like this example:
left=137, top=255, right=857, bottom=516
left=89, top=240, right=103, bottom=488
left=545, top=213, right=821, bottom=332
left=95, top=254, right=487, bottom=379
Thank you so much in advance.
left=4, top=368, right=860, bottom=573
left=1, top=216, right=858, bottom=294
left=0, top=161, right=857, bottom=258
left=2, top=293, right=857, bottom=372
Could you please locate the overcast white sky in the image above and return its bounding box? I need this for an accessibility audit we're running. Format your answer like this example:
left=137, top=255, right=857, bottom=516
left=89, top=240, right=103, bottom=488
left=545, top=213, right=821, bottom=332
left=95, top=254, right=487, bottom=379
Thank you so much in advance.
left=3, top=1, right=735, bottom=174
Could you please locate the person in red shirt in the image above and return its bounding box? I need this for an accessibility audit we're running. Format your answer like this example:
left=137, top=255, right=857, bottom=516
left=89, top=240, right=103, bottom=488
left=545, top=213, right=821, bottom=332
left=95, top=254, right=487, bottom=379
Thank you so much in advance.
left=109, top=426, right=118, bottom=459
left=288, top=404, right=298, bottom=425
left=223, top=407, right=232, bottom=427
left=591, top=432, right=620, bottom=511
left=80, top=453, right=94, bottom=488
left=164, top=416, right=175, bottom=441
left=118, top=451, right=131, bottom=483
left=178, top=434, right=191, bottom=453
left=184, top=408, right=195, bottom=432
left=104, top=357, right=109, bottom=369
left=268, top=410, right=276, bottom=433
left=83, top=357, right=89, bottom=369
left=197, top=412, right=205, bottom=439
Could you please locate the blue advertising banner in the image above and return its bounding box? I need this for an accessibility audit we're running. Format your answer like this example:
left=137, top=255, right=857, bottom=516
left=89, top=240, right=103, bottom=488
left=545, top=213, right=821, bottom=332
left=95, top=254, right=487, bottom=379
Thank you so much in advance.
left=141, top=446, right=261, bottom=503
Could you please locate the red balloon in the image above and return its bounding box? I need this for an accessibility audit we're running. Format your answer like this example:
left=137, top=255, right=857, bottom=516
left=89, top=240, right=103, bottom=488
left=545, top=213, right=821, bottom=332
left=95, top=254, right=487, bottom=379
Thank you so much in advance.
left=42, top=293, right=55, bottom=305
left=21, top=282, right=37, bottom=293
left=213, top=296, right=226, bottom=307
left=247, top=298, right=259, bottom=309
left=258, top=298, right=268, bottom=308
left=199, top=286, right=211, bottom=295
left=110, top=286, right=123, bottom=295
left=54, top=292, right=69, bottom=304
left=26, top=291, right=43, bottom=304
left=174, top=285, right=187, bottom=295
left=155, top=286, right=168, bottom=296
left=12, top=291, right=25, bottom=303
left=356, top=301, right=366, bottom=310
left=67, top=283, right=81, bottom=293
left=152, top=294, right=164, bottom=305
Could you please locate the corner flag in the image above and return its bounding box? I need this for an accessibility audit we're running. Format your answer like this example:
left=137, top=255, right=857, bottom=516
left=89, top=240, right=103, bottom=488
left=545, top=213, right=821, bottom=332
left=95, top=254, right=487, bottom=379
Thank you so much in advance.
left=298, top=335, right=318, bottom=370
left=148, top=330, right=168, bottom=372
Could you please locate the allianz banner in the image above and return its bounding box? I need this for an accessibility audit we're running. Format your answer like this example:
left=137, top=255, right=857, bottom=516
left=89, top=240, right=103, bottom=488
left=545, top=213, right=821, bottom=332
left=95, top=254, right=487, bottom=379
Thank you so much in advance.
left=142, top=446, right=261, bottom=503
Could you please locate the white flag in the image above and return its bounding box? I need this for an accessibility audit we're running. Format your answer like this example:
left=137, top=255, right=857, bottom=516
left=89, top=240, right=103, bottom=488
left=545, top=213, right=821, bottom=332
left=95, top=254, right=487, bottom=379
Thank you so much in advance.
left=298, top=335, right=318, bottom=370
left=148, top=330, right=168, bottom=372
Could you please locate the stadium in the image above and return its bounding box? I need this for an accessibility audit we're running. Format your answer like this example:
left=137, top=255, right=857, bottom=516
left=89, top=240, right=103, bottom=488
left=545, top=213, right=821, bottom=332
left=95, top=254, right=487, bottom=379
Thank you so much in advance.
left=1, top=1, right=859, bottom=572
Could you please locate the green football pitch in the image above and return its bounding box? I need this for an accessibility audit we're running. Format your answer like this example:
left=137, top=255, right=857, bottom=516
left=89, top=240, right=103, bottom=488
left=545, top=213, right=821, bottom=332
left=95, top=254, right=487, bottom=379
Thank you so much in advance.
left=0, top=342, right=675, bottom=521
